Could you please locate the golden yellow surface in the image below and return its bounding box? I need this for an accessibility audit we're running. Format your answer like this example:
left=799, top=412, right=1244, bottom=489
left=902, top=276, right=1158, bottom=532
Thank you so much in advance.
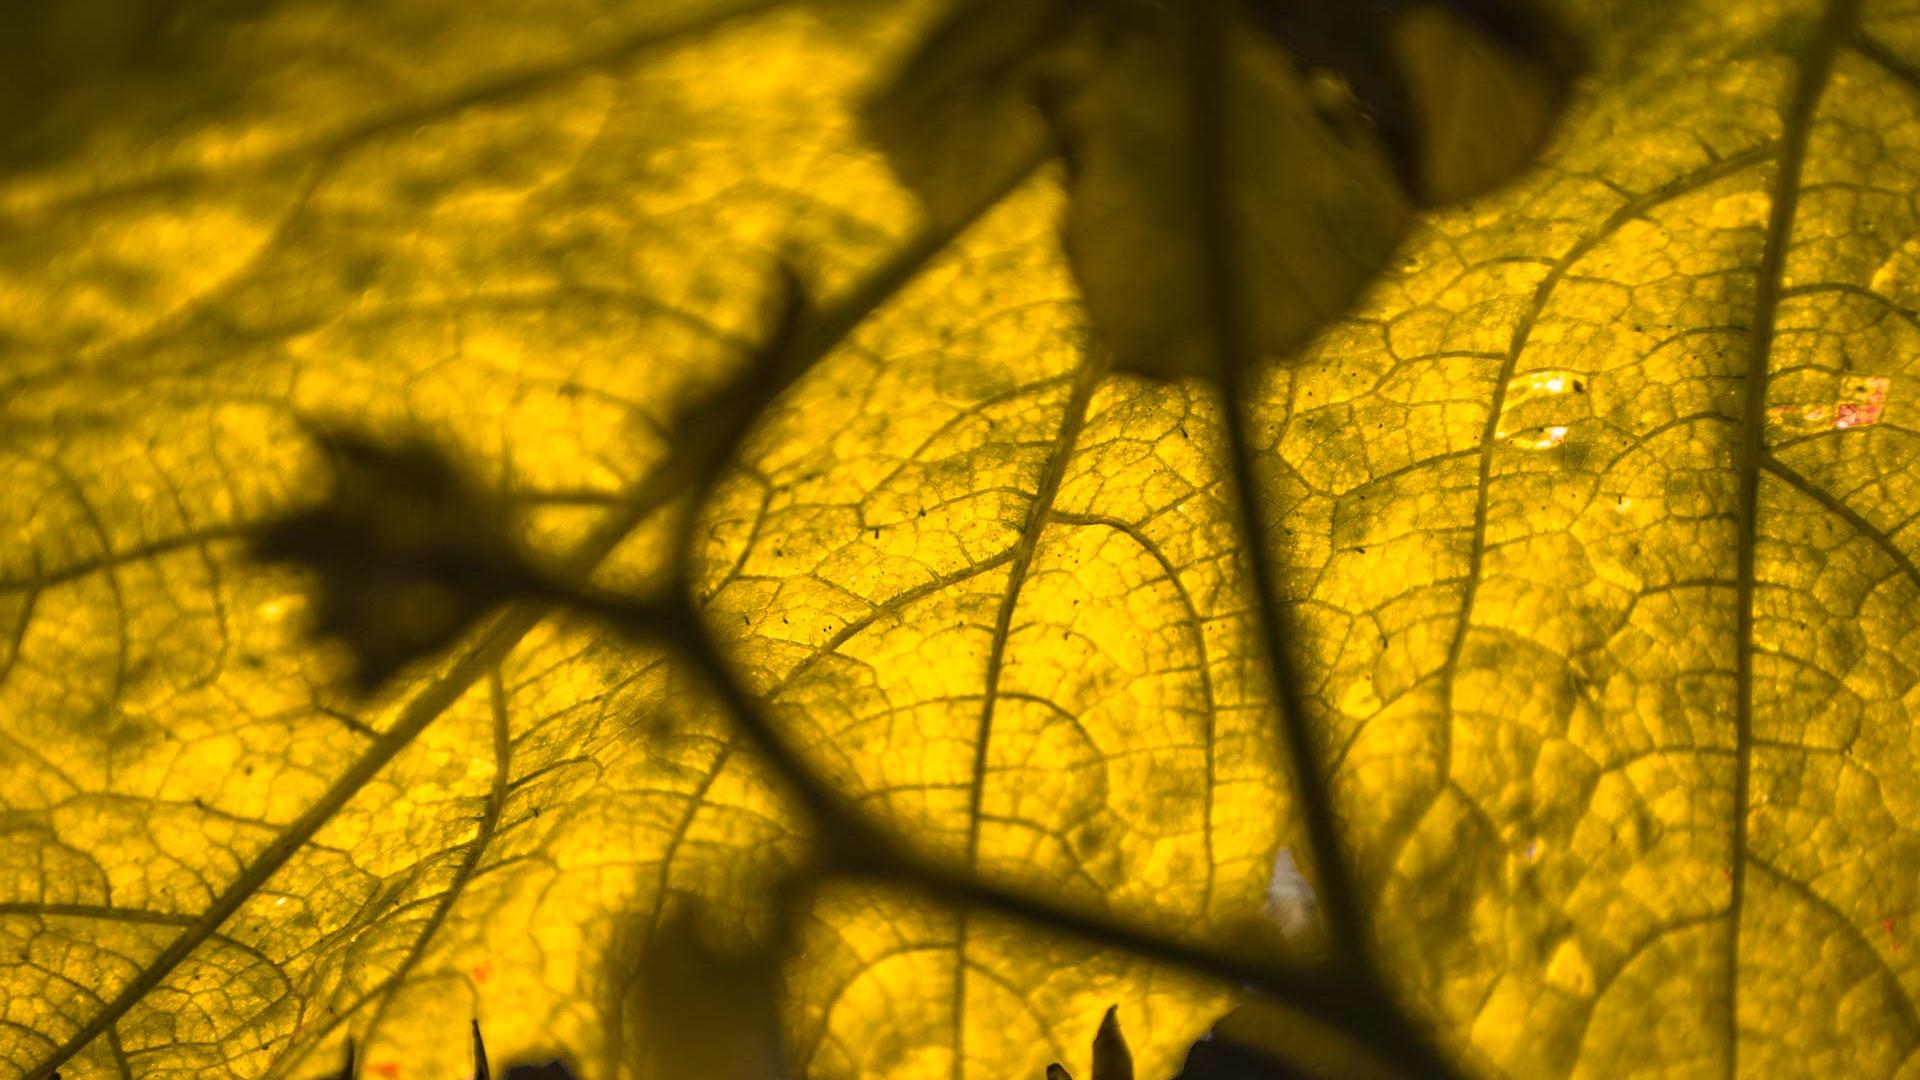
left=3, top=0, right=1920, bottom=1078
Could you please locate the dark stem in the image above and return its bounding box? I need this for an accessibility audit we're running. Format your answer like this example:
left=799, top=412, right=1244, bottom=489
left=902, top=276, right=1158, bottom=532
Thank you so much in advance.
left=1184, top=0, right=1370, bottom=971
left=1182, top=3, right=1466, bottom=1077
left=560, top=572, right=1471, bottom=1080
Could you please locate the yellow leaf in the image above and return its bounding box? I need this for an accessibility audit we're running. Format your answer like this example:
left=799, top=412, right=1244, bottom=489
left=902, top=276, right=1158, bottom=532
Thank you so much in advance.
left=5, top=1, right=1920, bottom=1079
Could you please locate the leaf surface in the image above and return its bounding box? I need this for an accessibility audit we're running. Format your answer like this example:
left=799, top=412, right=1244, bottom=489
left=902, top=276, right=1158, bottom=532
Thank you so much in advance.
left=3, top=0, right=1920, bottom=1079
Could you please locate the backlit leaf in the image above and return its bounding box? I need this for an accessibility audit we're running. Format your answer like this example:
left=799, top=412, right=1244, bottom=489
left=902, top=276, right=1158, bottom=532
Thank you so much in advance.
left=3, top=1, right=1920, bottom=1080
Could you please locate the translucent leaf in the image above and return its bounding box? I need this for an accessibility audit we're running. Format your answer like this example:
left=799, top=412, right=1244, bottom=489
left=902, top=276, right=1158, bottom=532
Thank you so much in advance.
left=4, top=0, right=1920, bottom=1079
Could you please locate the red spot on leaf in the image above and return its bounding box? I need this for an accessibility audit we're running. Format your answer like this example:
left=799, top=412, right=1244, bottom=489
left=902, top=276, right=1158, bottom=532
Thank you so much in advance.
left=1836, top=378, right=1889, bottom=429
left=1767, top=376, right=1890, bottom=433
left=1884, top=917, right=1901, bottom=953
left=370, top=1062, right=402, bottom=1079
left=471, top=962, right=492, bottom=984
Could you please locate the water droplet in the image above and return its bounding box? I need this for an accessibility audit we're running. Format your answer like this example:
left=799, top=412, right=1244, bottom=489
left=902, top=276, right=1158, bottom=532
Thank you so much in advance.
left=1504, top=369, right=1584, bottom=406
left=1496, top=370, right=1585, bottom=450
left=1505, top=425, right=1569, bottom=450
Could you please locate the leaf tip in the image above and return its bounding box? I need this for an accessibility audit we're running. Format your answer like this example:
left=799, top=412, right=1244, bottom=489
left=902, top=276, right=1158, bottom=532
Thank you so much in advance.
left=472, top=1018, right=491, bottom=1080
left=1092, top=1004, right=1132, bottom=1080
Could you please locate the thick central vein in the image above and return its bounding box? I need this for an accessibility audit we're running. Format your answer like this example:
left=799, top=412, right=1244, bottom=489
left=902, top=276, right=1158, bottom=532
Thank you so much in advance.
left=1729, top=1, right=1861, bottom=1075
